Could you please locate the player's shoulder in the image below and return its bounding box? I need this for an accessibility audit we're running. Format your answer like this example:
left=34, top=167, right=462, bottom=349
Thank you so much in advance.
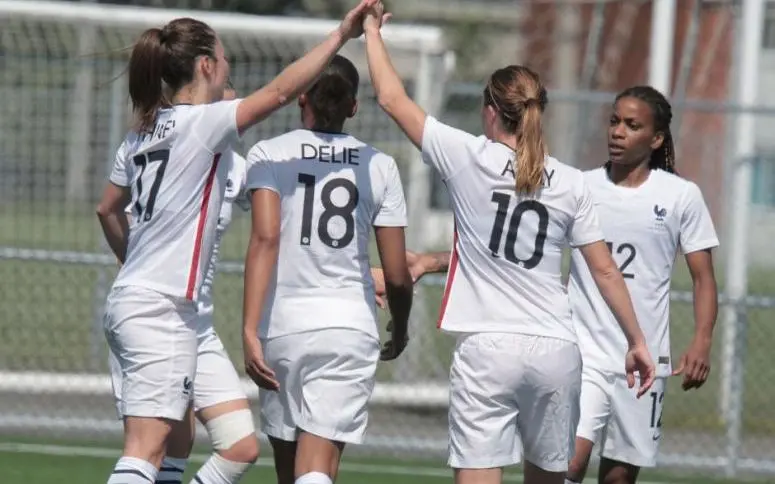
left=650, top=169, right=700, bottom=201
left=581, top=165, right=608, bottom=184
left=544, top=156, right=589, bottom=188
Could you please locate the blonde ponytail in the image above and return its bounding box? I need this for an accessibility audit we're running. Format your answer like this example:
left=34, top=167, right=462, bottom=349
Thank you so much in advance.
left=514, top=100, right=546, bottom=193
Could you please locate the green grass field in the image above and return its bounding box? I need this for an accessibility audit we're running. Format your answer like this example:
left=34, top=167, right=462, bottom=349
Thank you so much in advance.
left=0, top=440, right=769, bottom=484
left=2, top=203, right=775, bottom=482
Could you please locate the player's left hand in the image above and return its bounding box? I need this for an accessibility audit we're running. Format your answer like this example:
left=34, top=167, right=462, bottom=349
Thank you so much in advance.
left=673, top=337, right=712, bottom=390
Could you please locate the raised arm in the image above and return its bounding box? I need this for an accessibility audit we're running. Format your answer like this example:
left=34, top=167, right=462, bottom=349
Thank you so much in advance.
left=362, top=5, right=427, bottom=149
left=235, top=0, right=376, bottom=134
left=579, top=241, right=655, bottom=397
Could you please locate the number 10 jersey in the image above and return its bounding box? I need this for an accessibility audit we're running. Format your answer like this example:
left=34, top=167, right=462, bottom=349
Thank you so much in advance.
left=568, top=167, right=719, bottom=378
left=422, top=116, right=604, bottom=343
left=245, top=129, right=407, bottom=341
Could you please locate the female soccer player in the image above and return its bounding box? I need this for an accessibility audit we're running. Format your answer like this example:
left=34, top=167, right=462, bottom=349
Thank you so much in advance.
left=565, top=86, right=719, bottom=484
left=113, top=83, right=259, bottom=484
left=361, top=5, right=654, bottom=484
left=95, top=3, right=378, bottom=483
left=241, top=50, right=413, bottom=484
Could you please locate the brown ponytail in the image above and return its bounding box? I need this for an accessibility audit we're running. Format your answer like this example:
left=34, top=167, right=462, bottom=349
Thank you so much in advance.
left=129, top=28, right=167, bottom=132
left=127, top=18, right=218, bottom=132
left=484, top=65, right=548, bottom=194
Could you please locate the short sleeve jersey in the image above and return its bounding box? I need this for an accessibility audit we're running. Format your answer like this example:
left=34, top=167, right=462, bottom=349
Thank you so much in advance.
left=110, top=100, right=241, bottom=301
left=245, top=129, right=407, bottom=340
left=422, top=116, right=604, bottom=342
left=568, top=167, right=719, bottom=377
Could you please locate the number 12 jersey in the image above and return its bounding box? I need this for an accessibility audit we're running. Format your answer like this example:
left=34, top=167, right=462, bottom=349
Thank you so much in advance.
left=245, top=129, right=407, bottom=341
left=568, top=167, right=719, bottom=378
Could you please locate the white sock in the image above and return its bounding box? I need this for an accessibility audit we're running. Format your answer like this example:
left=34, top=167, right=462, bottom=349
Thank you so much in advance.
left=295, top=471, right=332, bottom=484
left=157, top=457, right=188, bottom=483
left=107, top=456, right=158, bottom=484
left=189, top=453, right=252, bottom=484
left=566, top=479, right=581, bottom=484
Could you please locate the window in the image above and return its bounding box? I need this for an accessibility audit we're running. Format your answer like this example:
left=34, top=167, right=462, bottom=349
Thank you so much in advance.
left=764, top=3, right=775, bottom=49
left=751, top=153, right=775, bottom=206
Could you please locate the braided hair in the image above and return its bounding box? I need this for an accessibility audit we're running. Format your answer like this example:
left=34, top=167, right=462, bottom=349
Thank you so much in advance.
left=612, top=85, right=677, bottom=174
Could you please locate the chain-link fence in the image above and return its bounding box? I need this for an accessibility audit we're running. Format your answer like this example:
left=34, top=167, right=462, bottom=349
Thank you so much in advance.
left=1, top=0, right=775, bottom=481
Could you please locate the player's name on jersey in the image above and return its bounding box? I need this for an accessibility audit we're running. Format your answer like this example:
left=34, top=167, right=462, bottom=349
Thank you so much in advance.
left=301, top=143, right=360, bottom=165
left=140, top=119, right=176, bottom=143
left=500, top=159, right=556, bottom=189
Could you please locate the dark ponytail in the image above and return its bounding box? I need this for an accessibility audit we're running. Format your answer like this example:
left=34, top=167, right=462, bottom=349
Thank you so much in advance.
left=307, top=55, right=359, bottom=132
left=615, top=85, right=677, bottom=174
left=129, top=28, right=167, bottom=132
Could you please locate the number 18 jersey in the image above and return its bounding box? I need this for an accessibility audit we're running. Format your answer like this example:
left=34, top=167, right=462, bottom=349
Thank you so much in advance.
left=245, top=129, right=407, bottom=340
left=568, top=167, right=719, bottom=377
left=422, top=116, right=605, bottom=342
left=110, top=100, right=240, bottom=301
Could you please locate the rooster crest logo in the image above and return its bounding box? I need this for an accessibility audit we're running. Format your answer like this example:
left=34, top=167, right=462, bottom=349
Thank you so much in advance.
left=654, top=205, right=667, bottom=221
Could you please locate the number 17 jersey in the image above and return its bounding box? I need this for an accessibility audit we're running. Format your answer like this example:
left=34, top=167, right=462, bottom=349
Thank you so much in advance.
left=568, top=167, right=719, bottom=377
left=109, top=101, right=240, bottom=301
left=245, top=129, right=407, bottom=341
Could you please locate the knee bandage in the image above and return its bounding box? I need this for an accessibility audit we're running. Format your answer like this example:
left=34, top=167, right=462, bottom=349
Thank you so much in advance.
left=204, top=408, right=256, bottom=451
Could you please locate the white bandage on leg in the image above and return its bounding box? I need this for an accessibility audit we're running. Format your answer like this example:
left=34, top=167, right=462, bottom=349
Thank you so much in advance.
left=204, top=408, right=256, bottom=451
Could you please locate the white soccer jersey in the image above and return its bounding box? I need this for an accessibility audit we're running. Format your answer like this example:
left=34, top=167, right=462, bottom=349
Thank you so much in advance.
left=198, top=151, right=250, bottom=316
left=245, top=129, right=407, bottom=340
left=422, top=116, right=605, bottom=342
left=110, top=100, right=241, bottom=301
left=568, top=167, right=719, bottom=377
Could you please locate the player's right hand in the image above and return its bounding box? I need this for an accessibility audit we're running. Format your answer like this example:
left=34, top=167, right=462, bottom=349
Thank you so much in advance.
left=243, top=336, right=279, bottom=391
left=625, top=342, right=655, bottom=398
left=381, top=320, right=408, bottom=361
left=338, top=0, right=379, bottom=40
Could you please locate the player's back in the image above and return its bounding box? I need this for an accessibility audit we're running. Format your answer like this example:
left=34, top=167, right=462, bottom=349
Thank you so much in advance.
left=246, top=129, right=406, bottom=340
left=112, top=101, right=240, bottom=301
left=421, top=116, right=603, bottom=342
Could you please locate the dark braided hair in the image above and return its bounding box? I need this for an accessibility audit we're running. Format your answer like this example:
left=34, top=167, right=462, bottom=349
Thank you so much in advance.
left=612, top=85, right=677, bottom=174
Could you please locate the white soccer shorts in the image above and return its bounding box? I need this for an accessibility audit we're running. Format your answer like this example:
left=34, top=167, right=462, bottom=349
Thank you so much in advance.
left=447, top=332, right=582, bottom=472
left=110, top=305, right=247, bottom=418
left=575, top=366, right=667, bottom=468
left=258, top=328, right=380, bottom=445
left=105, top=286, right=198, bottom=421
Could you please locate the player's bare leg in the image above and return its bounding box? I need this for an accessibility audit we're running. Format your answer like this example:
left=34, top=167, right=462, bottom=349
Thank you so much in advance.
left=269, top=436, right=297, bottom=484
left=156, top=405, right=196, bottom=483
left=566, top=437, right=595, bottom=483
left=454, top=467, right=502, bottom=484
left=107, top=416, right=173, bottom=483
left=523, top=460, right=565, bottom=484
left=598, top=458, right=640, bottom=484
left=183, top=398, right=259, bottom=484
left=294, top=432, right=345, bottom=484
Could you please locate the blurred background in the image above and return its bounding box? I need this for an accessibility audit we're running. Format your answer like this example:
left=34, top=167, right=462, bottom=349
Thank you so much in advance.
left=1, top=0, right=774, bottom=482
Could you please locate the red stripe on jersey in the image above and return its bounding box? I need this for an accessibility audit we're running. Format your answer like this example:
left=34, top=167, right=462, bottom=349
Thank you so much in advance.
left=436, top=225, right=459, bottom=329
left=186, top=153, right=222, bottom=300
